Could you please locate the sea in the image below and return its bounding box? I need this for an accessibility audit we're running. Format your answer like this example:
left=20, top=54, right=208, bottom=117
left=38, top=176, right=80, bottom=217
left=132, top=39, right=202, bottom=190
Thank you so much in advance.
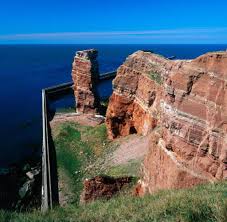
left=0, top=44, right=227, bottom=168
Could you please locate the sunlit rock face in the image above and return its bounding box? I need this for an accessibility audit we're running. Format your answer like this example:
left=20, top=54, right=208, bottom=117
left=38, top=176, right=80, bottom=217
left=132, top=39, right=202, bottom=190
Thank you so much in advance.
left=106, top=51, right=168, bottom=139
left=106, top=50, right=227, bottom=193
left=72, top=49, right=100, bottom=114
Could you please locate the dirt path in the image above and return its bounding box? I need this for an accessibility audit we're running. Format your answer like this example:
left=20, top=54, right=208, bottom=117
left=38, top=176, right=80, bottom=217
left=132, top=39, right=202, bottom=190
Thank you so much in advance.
left=51, top=113, right=150, bottom=205
left=51, top=112, right=150, bottom=167
left=107, top=134, right=150, bottom=166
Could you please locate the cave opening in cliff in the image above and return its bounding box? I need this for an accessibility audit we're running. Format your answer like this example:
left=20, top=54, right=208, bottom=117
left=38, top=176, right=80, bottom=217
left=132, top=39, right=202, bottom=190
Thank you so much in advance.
left=130, top=126, right=137, bottom=134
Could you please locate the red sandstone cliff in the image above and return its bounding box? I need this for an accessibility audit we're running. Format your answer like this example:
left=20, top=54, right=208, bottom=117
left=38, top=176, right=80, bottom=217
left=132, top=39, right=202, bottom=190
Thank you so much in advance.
left=106, top=50, right=227, bottom=193
left=72, top=49, right=100, bottom=114
left=106, top=51, right=168, bottom=139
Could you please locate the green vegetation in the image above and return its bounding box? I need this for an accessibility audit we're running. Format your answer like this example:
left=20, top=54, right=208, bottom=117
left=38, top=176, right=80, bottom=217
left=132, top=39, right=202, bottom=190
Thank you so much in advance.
left=156, top=53, right=165, bottom=58
left=208, top=51, right=226, bottom=54
left=2, top=122, right=227, bottom=221
left=105, top=160, right=141, bottom=178
left=100, top=98, right=109, bottom=108
left=149, top=71, right=163, bottom=85
left=53, top=122, right=138, bottom=204
left=1, top=182, right=227, bottom=221
left=54, top=122, right=111, bottom=203
left=99, top=99, right=109, bottom=115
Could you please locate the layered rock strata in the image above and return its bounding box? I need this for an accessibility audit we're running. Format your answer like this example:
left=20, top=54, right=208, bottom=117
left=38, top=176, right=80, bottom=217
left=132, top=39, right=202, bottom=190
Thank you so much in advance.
left=106, top=51, right=167, bottom=139
left=72, top=49, right=100, bottom=114
left=106, top=50, right=227, bottom=193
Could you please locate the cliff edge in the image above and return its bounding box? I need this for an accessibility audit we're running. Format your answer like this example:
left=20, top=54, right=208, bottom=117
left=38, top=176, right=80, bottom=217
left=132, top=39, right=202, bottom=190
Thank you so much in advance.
left=106, top=50, right=227, bottom=193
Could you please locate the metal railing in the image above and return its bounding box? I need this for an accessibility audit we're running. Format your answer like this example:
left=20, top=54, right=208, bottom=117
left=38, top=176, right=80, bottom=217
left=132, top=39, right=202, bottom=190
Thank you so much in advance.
left=99, top=71, right=116, bottom=80
left=41, top=89, right=60, bottom=212
left=41, top=71, right=116, bottom=212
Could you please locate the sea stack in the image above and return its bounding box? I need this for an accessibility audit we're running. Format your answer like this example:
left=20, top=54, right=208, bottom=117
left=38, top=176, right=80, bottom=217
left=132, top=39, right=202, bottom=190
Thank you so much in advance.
left=71, top=49, right=100, bottom=114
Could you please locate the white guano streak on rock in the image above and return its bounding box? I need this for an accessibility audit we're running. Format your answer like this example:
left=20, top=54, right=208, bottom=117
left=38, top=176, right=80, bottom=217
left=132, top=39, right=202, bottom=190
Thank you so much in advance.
left=193, top=79, right=225, bottom=165
left=158, top=139, right=215, bottom=182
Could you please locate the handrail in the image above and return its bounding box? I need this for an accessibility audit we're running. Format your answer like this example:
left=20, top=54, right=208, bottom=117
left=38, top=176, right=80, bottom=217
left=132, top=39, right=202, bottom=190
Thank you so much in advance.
left=41, top=71, right=116, bottom=212
left=41, top=90, right=48, bottom=211
left=41, top=89, right=54, bottom=212
left=44, top=70, right=117, bottom=93
left=44, top=82, right=74, bottom=94
left=41, top=88, right=60, bottom=212
left=99, top=71, right=116, bottom=80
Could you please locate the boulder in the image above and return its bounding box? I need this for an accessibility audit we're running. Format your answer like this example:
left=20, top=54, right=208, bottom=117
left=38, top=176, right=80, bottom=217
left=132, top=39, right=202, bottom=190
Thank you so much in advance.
left=80, top=176, right=132, bottom=203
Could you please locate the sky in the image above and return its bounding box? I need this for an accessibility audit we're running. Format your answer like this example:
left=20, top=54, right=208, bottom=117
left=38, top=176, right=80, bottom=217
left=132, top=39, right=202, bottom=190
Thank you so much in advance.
left=0, top=0, right=227, bottom=44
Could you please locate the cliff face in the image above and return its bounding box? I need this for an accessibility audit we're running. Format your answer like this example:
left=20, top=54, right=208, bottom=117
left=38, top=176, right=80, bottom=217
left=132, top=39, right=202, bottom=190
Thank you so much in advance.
left=106, top=51, right=168, bottom=139
left=106, top=50, right=227, bottom=193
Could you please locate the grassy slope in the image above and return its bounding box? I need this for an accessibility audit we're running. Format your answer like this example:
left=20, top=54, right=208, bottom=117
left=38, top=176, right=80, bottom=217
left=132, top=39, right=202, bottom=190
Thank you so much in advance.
left=54, top=122, right=110, bottom=203
left=1, top=182, right=227, bottom=222
left=53, top=122, right=138, bottom=204
left=1, top=122, right=227, bottom=222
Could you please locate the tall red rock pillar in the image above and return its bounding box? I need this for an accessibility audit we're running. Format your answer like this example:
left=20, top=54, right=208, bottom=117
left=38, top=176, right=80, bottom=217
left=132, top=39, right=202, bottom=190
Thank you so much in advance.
left=71, top=49, right=100, bottom=114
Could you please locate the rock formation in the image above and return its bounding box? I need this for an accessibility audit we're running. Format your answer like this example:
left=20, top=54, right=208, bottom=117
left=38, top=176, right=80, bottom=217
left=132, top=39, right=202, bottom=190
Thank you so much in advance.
left=106, top=51, right=166, bottom=139
left=80, top=176, right=132, bottom=203
left=72, top=49, right=100, bottom=114
left=106, top=50, right=227, bottom=193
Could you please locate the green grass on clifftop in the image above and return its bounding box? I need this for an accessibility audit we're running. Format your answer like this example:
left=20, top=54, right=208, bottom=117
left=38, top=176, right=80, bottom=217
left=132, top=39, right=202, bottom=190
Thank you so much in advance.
left=53, top=122, right=112, bottom=203
left=53, top=122, right=138, bottom=204
left=2, top=122, right=227, bottom=221
left=1, top=181, right=227, bottom=222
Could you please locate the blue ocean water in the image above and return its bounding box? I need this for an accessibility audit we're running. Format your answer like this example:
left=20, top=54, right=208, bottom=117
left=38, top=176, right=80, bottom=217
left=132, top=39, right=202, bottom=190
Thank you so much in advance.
left=0, top=44, right=227, bottom=167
